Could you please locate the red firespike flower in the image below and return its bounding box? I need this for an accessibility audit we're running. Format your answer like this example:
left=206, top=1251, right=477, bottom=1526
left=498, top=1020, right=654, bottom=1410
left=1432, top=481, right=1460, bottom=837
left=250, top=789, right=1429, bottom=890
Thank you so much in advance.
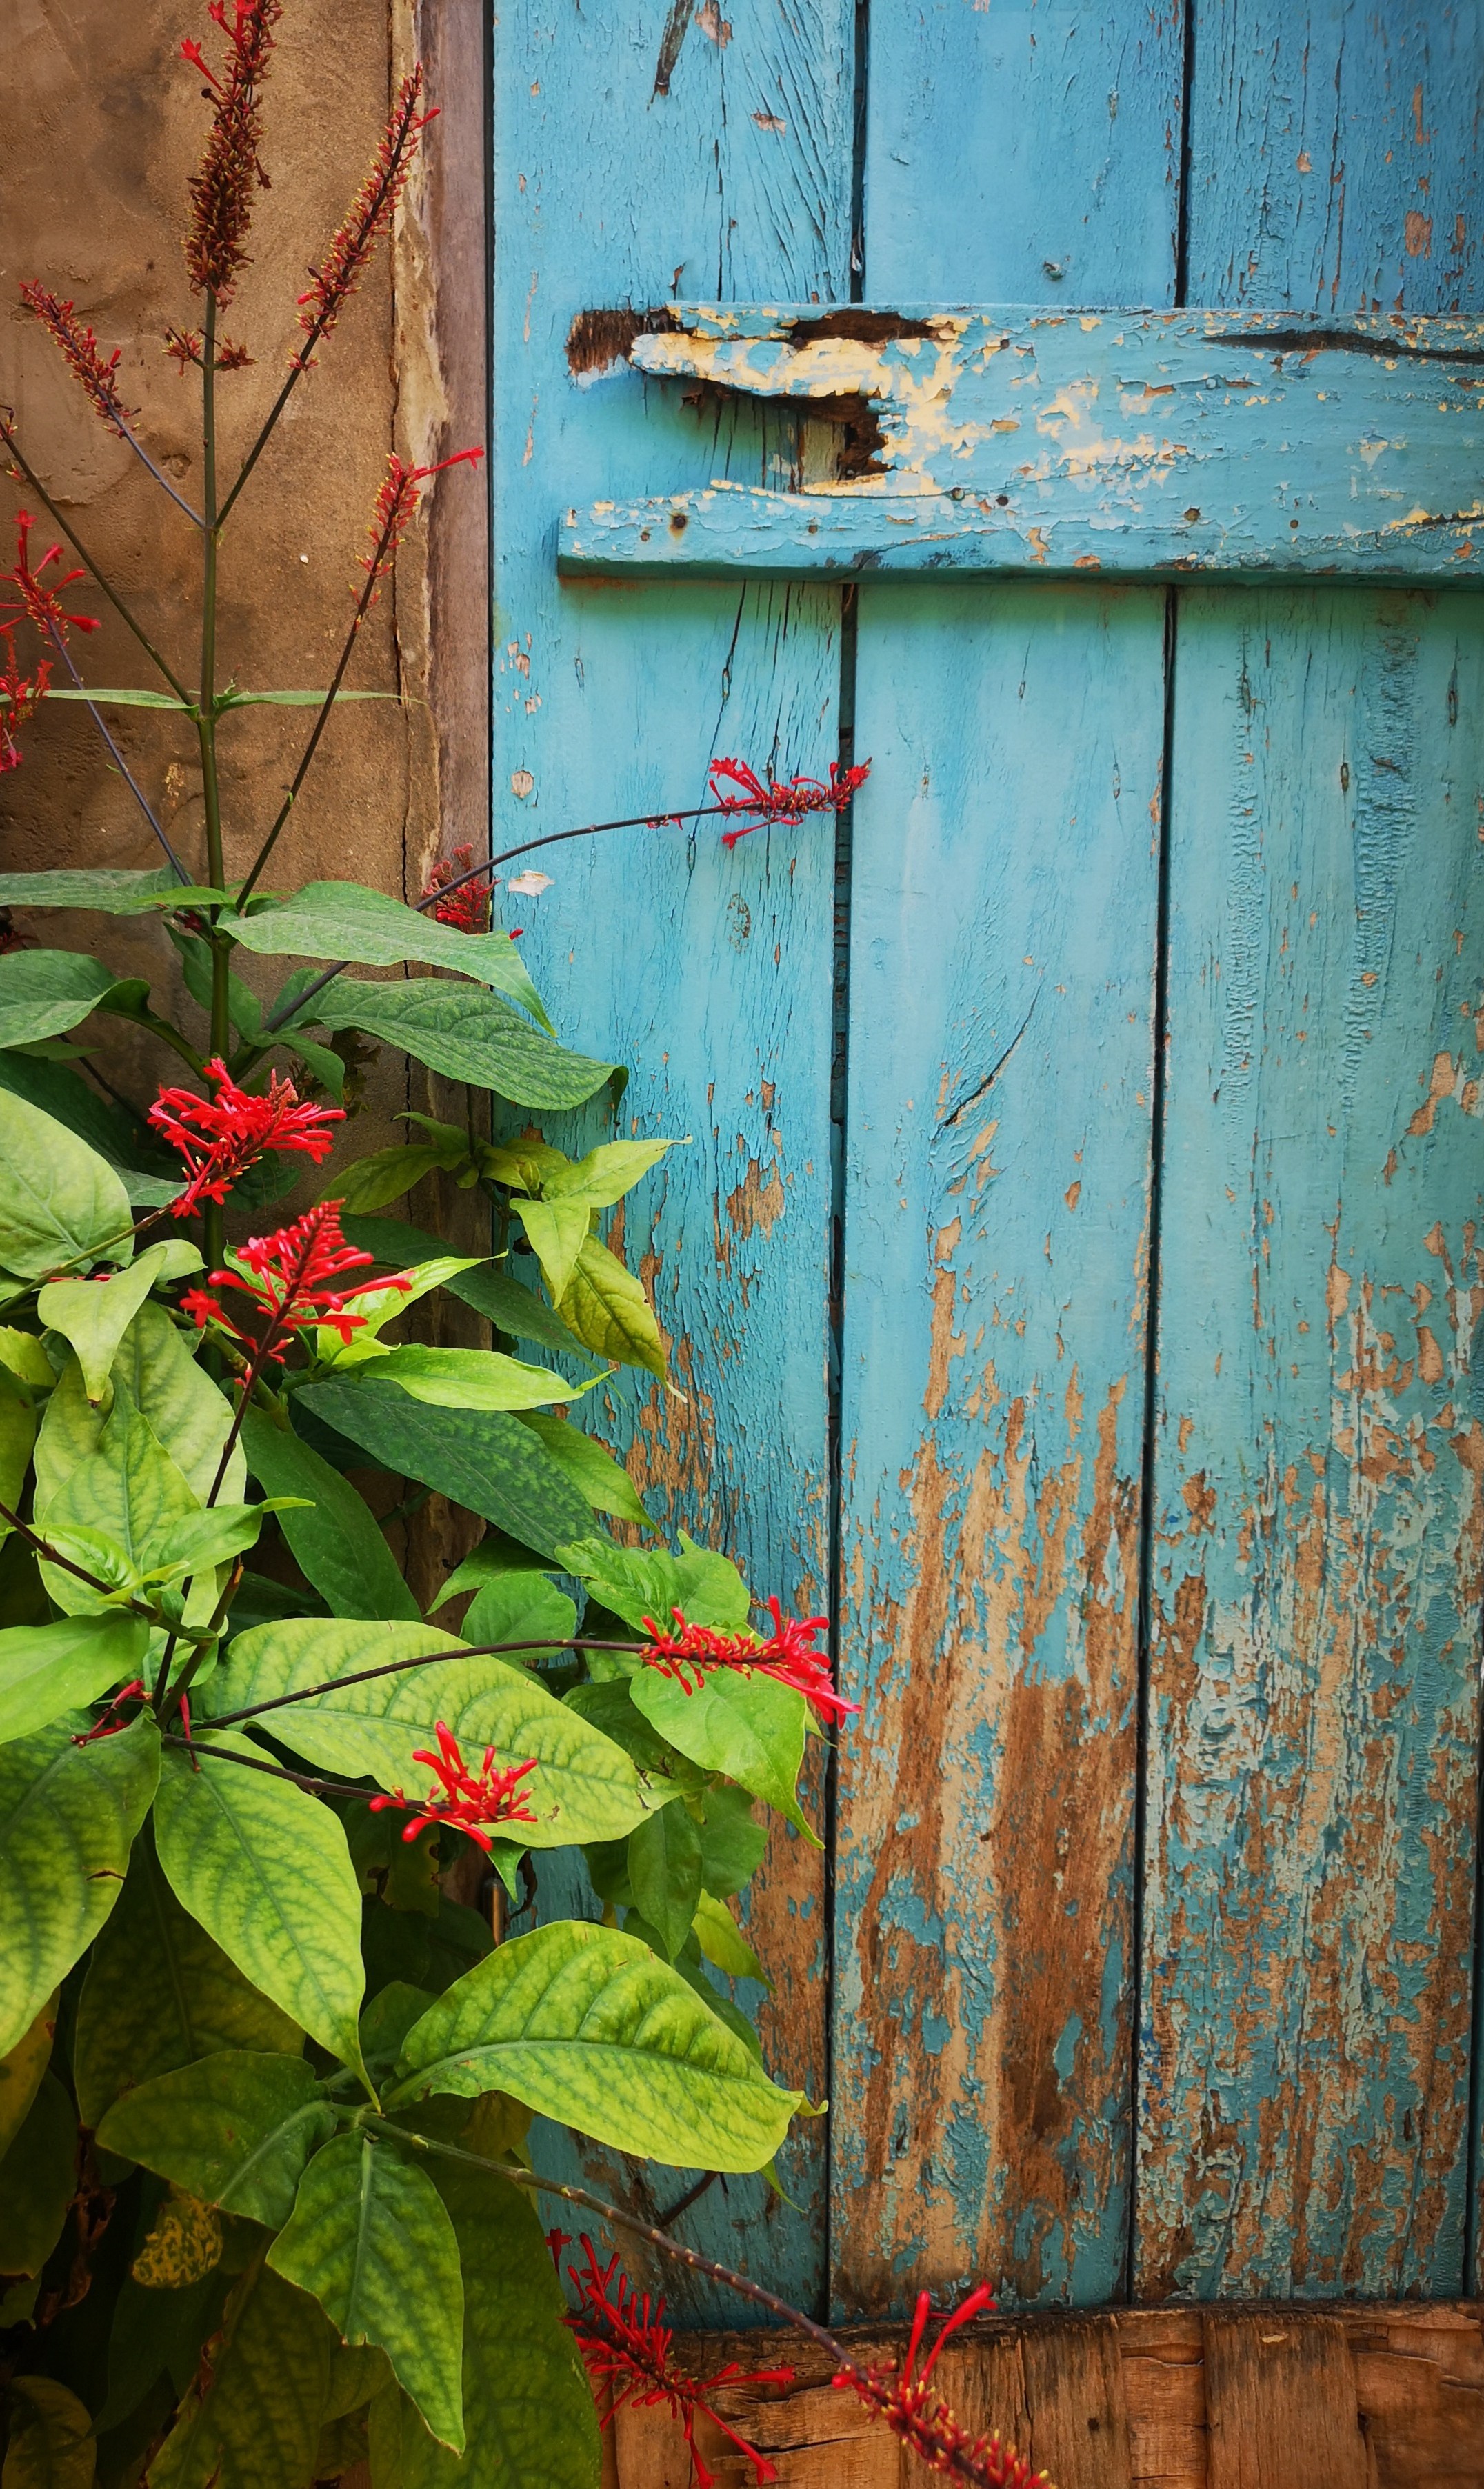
left=0, top=643, right=51, bottom=774
left=357, top=448, right=484, bottom=617
left=182, top=0, right=283, bottom=302
left=182, top=1199, right=412, bottom=1359
left=553, top=2234, right=793, bottom=2489
left=420, top=842, right=494, bottom=932
left=708, top=756, right=872, bottom=848
left=19, top=286, right=137, bottom=437
left=295, top=67, right=439, bottom=363
left=148, top=1057, right=345, bottom=1217
left=165, top=325, right=253, bottom=372
left=639, top=1595, right=858, bottom=1726
left=833, top=2288, right=1045, bottom=2487
left=72, top=1682, right=148, bottom=1745
left=369, top=1722, right=539, bottom=1854
left=1, top=511, right=101, bottom=648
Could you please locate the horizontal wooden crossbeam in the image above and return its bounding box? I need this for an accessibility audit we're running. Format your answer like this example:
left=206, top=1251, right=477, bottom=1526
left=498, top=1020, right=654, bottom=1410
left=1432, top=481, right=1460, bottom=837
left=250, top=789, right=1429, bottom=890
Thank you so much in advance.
left=559, top=306, right=1484, bottom=583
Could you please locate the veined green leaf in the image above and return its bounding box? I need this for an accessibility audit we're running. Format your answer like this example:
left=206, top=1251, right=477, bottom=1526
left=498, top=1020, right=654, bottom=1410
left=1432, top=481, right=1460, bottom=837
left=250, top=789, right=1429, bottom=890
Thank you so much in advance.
left=330, top=1144, right=456, bottom=1217
left=692, top=1890, right=770, bottom=1988
left=338, top=1217, right=599, bottom=1365
left=99, top=2052, right=334, bottom=2230
left=146, top=2257, right=333, bottom=2489
left=227, top=881, right=553, bottom=1033
left=0, top=1089, right=133, bottom=1279
left=317, top=1257, right=486, bottom=1368
left=3, top=2377, right=96, bottom=2489
left=0, top=1328, right=54, bottom=1389
left=0, top=2073, right=77, bottom=2281
left=368, top=1345, right=592, bottom=1413
left=39, top=1402, right=201, bottom=1613
left=298, top=1379, right=594, bottom=1563
left=137, top=1497, right=305, bottom=1586
left=511, top=1199, right=591, bottom=1308
left=0, top=1373, right=37, bottom=1544
left=34, top=1306, right=243, bottom=1514
left=514, top=1412, right=653, bottom=1528
left=630, top=1665, right=816, bottom=1843
left=0, top=1991, right=57, bottom=2159
left=0, top=1610, right=149, bottom=1746
left=154, top=1735, right=366, bottom=2072
left=38, top=1241, right=202, bottom=1402
left=556, top=1532, right=750, bottom=1638
left=212, top=1619, right=647, bottom=1849
left=269, top=2135, right=465, bottom=2452
left=457, top=1567, right=576, bottom=1660
left=0, top=1712, right=160, bottom=2055
left=554, top=1234, right=667, bottom=1378
left=399, top=2159, right=598, bottom=2489
left=314, top=982, right=614, bottom=1112
left=30, top=688, right=191, bottom=710
left=0, top=949, right=120, bottom=1051
left=432, top=1537, right=555, bottom=1611
left=217, top=688, right=396, bottom=708
left=237, top=1406, right=421, bottom=1623
left=626, top=1803, right=703, bottom=1962
left=74, top=1831, right=302, bottom=2127
left=695, top=1782, right=768, bottom=1899
left=542, top=1137, right=679, bottom=1208
left=388, top=1919, right=808, bottom=2172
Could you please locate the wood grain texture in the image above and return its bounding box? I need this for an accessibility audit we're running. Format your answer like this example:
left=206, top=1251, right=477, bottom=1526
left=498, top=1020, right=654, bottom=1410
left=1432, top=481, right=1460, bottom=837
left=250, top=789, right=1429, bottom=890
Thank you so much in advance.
left=562, top=308, right=1484, bottom=582
left=1136, top=3, right=1484, bottom=2305
left=606, top=2304, right=1484, bottom=2488
left=826, top=0, right=1182, bottom=2320
left=490, top=0, right=852, bottom=2317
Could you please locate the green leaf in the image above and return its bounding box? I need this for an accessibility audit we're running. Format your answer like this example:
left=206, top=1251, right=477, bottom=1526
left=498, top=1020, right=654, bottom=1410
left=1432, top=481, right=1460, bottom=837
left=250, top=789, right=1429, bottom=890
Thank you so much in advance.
left=0, top=951, right=119, bottom=1051
left=154, top=1735, right=366, bottom=2071
left=338, top=1217, right=598, bottom=1364
left=237, top=1406, right=420, bottom=1623
left=228, top=880, right=554, bottom=1032
left=0, top=1713, right=159, bottom=2055
left=388, top=1920, right=808, bottom=2172
left=0, top=1612, right=150, bottom=1746
left=38, top=1242, right=201, bottom=1403
left=368, top=1345, right=590, bottom=1413
left=298, top=1379, right=594, bottom=1563
left=563, top=1680, right=705, bottom=1786
left=319, top=1258, right=488, bottom=1370
left=359, top=1983, right=437, bottom=2071
left=34, top=1306, right=243, bottom=1514
left=0, top=1990, right=57, bottom=2158
left=139, top=1498, right=303, bottom=1586
left=0, top=1091, right=133, bottom=1281
left=399, top=2159, right=599, bottom=2489
left=511, top=1199, right=591, bottom=1307
left=432, top=1537, right=554, bottom=1612
left=542, top=1137, right=678, bottom=1208
left=39, top=1403, right=201, bottom=1614
left=696, top=1783, right=768, bottom=1899
left=314, top=983, right=614, bottom=1112
left=217, top=688, right=395, bottom=708
left=0, top=1375, right=38, bottom=1542
left=0, top=1328, right=57, bottom=1389
left=630, top=1665, right=816, bottom=1842
left=212, top=1619, right=648, bottom=1850
left=0, top=2072, right=76, bottom=2279
left=333, top=1144, right=456, bottom=1217
left=626, top=1803, right=703, bottom=1961
left=514, top=1412, right=653, bottom=1528
left=692, top=1890, right=770, bottom=1987
left=146, top=2257, right=333, bottom=2489
left=554, top=1234, right=666, bottom=1378
left=457, top=1568, right=576, bottom=1661
left=28, top=688, right=192, bottom=711
left=0, top=1043, right=175, bottom=1188
left=73, top=1832, right=302, bottom=2128
left=96, top=2272, right=231, bottom=2436
left=557, top=1532, right=750, bottom=1638
left=268, top=2135, right=464, bottom=2452
left=3, top=2379, right=96, bottom=2489
left=99, top=2052, right=334, bottom=2231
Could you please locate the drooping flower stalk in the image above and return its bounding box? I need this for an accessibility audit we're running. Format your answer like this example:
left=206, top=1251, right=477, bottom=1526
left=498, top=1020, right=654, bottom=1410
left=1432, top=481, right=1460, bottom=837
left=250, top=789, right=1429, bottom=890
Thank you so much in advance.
left=20, top=284, right=206, bottom=522
left=708, top=755, right=872, bottom=847
left=148, top=1058, right=345, bottom=1217
left=640, top=1595, right=857, bottom=1725
left=368, top=1723, right=540, bottom=1852
left=552, top=2233, right=794, bottom=2489
left=832, top=2288, right=1044, bottom=2486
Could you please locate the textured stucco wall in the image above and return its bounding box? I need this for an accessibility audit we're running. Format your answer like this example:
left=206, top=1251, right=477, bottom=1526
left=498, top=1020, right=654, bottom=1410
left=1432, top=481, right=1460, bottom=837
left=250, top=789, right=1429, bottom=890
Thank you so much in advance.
left=1, top=0, right=491, bottom=1597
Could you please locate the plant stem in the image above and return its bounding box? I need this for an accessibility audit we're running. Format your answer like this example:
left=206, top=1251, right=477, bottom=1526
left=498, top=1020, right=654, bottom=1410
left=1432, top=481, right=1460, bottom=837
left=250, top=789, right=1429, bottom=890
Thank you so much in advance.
left=43, top=620, right=191, bottom=883
left=0, top=1497, right=181, bottom=1629
left=197, top=1639, right=646, bottom=1730
left=159, top=1732, right=383, bottom=1805
left=195, top=295, right=230, bottom=1272
left=0, top=419, right=194, bottom=706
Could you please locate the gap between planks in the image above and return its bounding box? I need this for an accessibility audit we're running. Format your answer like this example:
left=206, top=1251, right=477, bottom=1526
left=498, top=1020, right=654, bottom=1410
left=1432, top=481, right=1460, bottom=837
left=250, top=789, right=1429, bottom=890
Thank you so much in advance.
left=599, top=2302, right=1484, bottom=2488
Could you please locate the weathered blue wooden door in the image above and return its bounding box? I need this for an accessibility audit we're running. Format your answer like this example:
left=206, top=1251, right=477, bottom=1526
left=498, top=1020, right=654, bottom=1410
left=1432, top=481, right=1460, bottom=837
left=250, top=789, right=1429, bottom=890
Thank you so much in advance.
left=495, top=0, right=1484, bottom=2318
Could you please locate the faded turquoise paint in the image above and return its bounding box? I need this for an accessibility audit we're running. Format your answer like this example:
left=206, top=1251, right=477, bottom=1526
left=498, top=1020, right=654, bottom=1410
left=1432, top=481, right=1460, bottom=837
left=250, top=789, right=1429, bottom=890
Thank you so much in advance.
left=1137, top=589, right=1484, bottom=2299
left=492, top=0, right=852, bottom=2319
left=827, top=0, right=1181, bottom=2317
left=562, top=307, right=1484, bottom=582
left=1136, top=5, right=1484, bottom=2301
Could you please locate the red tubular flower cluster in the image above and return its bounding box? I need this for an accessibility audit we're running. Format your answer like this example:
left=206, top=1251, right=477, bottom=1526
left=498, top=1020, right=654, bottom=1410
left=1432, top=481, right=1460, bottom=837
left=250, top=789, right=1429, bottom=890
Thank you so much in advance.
left=182, top=1199, right=411, bottom=1359
left=709, top=755, right=872, bottom=848
left=0, top=643, right=50, bottom=774
left=640, top=1594, right=858, bottom=1726
left=369, top=1722, right=540, bottom=1854
left=0, top=511, right=99, bottom=770
left=295, top=68, right=439, bottom=361
left=72, top=1681, right=148, bottom=1745
left=165, top=326, right=253, bottom=373
left=552, top=2234, right=793, bottom=2489
left=182, top=0, right=283, bottom=302
left=357, top=447, right=484, bottom=617
left=148, top=1057, right=345, bottom=1218
left=19, top=286, right=137, bottom=437
left=834, top=2288, right=1045, bottom=2487
left=421, top=841, right=493, bottom=932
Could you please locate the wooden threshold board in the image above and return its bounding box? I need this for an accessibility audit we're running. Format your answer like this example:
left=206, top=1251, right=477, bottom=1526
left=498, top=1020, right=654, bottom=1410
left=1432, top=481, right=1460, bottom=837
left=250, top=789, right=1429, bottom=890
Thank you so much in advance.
left=600, top=2301, right=1484, bottom=2488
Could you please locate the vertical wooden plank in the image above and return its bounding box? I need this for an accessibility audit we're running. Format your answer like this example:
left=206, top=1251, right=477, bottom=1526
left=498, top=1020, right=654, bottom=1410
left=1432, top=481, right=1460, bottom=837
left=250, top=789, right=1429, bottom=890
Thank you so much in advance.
left=1021, top=2320, right=1133, bottom=2489
left=1202, top=2315, right=1367, bottom=2489
left=1137, top=3, right=1484, bottom=2301
left=492, top=0, right=852, bottom=2313
left=832, top=1, right=1184, bottom=2317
